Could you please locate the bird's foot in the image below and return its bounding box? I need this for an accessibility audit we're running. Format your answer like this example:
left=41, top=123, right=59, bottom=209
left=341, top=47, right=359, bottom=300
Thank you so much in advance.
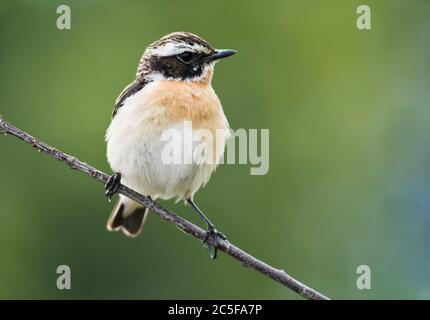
left=105, top=173, right=121, bottom=201
left=202, top=225, right=227, bottom=259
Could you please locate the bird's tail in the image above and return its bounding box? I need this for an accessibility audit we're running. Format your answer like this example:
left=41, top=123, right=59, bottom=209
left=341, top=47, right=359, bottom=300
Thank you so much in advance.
left=107, top=196, right=148, bottom=237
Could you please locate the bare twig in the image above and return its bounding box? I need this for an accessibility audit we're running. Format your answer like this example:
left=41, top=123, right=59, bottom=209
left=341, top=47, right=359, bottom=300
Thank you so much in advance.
left=0, top=115, right=329, bottom=300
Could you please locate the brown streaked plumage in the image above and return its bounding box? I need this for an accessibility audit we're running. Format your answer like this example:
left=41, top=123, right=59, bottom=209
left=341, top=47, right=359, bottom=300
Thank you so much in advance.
left=113, top=32, right=219, bottom=117
left=105, top=32, right=236, bottom=247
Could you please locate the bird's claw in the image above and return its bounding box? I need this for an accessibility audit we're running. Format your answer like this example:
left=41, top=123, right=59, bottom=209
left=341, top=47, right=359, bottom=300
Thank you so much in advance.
left=202, top=225, right=227, bottom=259
left=105, top=173, right=121, bottom=201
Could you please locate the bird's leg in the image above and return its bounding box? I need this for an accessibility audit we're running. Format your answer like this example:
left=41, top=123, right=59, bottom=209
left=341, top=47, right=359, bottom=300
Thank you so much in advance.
left=186, top=199, right=226, bottom=259
left=105, top=172, right=121, bottom=201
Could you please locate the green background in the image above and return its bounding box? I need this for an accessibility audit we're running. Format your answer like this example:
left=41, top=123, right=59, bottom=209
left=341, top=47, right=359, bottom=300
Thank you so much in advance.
left=1, top=0, right=430, bottom=299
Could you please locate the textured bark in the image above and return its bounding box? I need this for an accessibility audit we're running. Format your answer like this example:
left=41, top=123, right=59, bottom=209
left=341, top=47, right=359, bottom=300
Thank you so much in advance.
left=0, top=115, right=329, bottom=300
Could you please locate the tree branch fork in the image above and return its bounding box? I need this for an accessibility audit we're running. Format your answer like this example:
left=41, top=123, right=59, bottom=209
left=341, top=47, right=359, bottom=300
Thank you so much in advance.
left=0, top=115, right=329, bottom=300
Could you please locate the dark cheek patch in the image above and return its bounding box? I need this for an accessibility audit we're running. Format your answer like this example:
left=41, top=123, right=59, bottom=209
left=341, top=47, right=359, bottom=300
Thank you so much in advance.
left=151, top=56, right=203, bottom=80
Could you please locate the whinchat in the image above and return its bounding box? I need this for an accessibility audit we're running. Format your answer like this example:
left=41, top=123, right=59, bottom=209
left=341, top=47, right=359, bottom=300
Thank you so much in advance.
left=105, top=32, right=236, bottom=257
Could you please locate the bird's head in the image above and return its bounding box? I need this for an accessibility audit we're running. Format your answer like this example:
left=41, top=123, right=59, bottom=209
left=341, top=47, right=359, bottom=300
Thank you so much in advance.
left=137, top=32, right=236, bottom=84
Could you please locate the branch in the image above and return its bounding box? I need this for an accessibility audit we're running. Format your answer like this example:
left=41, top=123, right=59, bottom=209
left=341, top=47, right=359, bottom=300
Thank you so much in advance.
left=0, top=115, right=329, bottom=300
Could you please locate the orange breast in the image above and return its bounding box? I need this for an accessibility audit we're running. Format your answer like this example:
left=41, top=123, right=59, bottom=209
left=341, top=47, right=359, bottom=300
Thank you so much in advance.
left=141, top=70, right=228, bottom=133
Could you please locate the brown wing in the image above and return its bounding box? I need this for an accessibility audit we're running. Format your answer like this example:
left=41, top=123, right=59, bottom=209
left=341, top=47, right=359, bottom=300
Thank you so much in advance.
left=112, top=79, right=146, bottom=118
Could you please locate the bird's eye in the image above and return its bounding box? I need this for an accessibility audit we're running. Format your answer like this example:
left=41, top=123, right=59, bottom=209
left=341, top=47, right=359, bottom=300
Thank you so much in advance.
left=177, top=51, right=193, bottom=64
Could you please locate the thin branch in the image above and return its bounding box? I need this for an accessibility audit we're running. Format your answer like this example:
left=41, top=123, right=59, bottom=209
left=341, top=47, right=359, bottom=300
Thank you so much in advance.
left=0, top=115, right=329, bottom=300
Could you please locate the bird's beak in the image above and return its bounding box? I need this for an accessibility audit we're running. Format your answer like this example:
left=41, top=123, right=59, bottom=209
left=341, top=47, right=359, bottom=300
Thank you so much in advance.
left=203, top=49, right=237, bottom=63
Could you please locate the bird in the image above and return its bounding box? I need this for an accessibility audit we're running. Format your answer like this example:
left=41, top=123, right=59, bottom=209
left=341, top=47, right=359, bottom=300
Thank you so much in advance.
left=104, top=32, right=236, bottom=258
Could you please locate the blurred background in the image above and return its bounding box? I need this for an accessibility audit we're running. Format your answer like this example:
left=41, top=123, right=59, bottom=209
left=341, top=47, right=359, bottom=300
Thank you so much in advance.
left=1, top=0, right=430, bottom=299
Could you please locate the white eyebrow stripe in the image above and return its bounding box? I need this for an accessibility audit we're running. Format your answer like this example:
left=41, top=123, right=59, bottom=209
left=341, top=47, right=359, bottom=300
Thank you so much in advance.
left=147, top=42, right=211, bottom=57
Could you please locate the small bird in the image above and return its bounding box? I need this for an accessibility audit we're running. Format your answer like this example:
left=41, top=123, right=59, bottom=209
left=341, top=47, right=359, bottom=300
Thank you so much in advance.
left=105, top=32, right=236, bottom=257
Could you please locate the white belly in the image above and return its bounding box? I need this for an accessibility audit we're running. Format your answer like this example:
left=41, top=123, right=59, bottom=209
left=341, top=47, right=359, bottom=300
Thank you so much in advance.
left=106, top=93, right=228, bottom=200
